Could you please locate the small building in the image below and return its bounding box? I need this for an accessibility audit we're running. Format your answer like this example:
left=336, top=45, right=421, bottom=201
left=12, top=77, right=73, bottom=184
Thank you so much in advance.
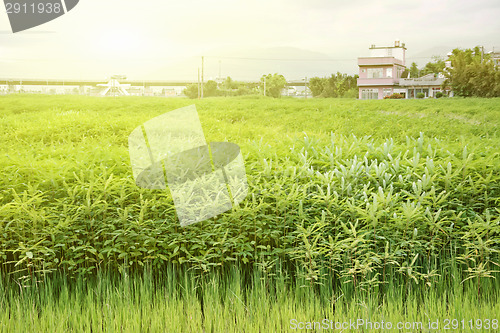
left=357, top=40, right=407, bottom=99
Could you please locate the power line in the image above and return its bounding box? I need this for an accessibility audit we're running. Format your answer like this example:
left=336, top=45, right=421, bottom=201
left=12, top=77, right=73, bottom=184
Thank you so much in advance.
left=204, top=56, right=355, bottom=62
left=206, top=55, right=451, bottom=62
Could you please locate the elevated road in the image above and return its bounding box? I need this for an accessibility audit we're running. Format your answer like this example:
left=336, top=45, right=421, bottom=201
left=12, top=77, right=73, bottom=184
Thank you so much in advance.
left=0, top=79, right=307, bottom=87
left=0, top=79, right=197, bottom=86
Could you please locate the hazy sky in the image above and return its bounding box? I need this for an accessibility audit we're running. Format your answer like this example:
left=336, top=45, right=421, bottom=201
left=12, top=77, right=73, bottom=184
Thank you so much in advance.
left=1, top=0, right=499, bottom=80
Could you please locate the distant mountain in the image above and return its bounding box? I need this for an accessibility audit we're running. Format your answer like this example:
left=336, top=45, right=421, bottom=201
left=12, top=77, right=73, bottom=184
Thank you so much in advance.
left=145, top=47, right=358, bottom=81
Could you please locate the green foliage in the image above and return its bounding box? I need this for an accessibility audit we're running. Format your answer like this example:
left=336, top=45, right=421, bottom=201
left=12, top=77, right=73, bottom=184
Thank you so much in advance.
left=384, top=93, right=404, bottom=99
left=260, top=73, right=287, bottom=98
left=218, top=77, right=259, bottom=97
left=404, top=54, right=446, bottom=82
left=343, top=87, right=359, bottom=99
left=420, top=56, right=446, bottom=76
left=183, top=84, right=199, bottom=99
left=443, top=47, right=500, bottom=97
left=308, top=73, right=358, bottom=98
left=184, top=77, right=259, bottom=98
left=203, top=80, right=219, bottom=97
left=409, top=62, right=420, bottom=78
left=0, top=96, right=499, bottom=297
left=223, top=76, right=237, bottom=90
left=308, top=77, right=325, bottom=97
left=0, top=263, right=499, bottom=332
left=416, top=92, right=425, bottom=98
left=435, top=91, right=443, bottom=98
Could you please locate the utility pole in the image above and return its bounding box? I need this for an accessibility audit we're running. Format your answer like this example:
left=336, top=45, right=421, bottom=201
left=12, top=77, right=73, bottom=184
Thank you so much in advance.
left=218, top=60, right=222, bottom=89
left=304, top=77, right=308, bottom=99
left=197, top=67, right=200, bottom=99
left=201, top=56, right=204, bottom=99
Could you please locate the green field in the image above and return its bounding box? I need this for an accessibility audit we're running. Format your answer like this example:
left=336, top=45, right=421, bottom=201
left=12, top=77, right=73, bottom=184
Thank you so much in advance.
left=0, top=95, right=499, bottom=332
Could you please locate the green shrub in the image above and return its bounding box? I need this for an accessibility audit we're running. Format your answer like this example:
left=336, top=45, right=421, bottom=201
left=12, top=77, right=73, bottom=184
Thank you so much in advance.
left=416, top=92, right=425, bottom=99
left=384, top=93, right=404, bottom=99
left=183, top=84, right=199, bottom=99
left=435, top=91, right=443, bottom=98
left=343, top=88, right=359, bottom=98
left=391, top=93, right=404, bottom=99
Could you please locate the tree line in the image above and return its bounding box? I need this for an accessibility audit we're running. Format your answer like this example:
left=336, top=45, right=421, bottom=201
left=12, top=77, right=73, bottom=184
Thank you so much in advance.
left=183, top=77, right=260, bottom=99
left=184, top=46, right=499, bottom=99
left=183, top=73, right=358, bottom=99
left=409, top=47, right=499, bottom=97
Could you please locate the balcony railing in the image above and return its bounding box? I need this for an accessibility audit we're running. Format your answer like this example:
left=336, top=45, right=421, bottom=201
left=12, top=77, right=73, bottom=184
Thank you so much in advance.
left=399, top=77, right=445, bottom=86
left=358, top=57, right=404, bottom=66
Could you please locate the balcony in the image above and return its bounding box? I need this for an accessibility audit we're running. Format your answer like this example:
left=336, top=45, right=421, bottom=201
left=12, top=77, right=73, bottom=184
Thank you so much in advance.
left=358, top=57, right=404, bottom=67
left=399, top=76, right=445, bottom=87
left=357, top=77, right=400, bottom=86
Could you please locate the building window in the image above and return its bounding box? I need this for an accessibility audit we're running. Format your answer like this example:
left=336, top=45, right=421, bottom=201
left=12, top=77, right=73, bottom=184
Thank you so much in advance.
left=386, top=68, right=393, bottom=78
left=383, top=88, right=392, bottom=97
left=367, top=68, right=383, bottom=78
left=361, top=89, right=378, bottom=100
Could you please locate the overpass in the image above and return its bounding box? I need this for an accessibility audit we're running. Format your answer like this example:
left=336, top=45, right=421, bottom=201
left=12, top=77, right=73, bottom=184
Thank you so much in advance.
left=0, top=78, right=307, bottom=87
left=0, top=79, right=197, bottom=87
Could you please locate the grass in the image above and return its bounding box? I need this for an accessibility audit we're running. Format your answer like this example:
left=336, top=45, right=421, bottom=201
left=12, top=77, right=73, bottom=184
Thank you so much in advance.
left=1, top=264, right=499, bottom=332
left=0, top=95, right=499, bottom=331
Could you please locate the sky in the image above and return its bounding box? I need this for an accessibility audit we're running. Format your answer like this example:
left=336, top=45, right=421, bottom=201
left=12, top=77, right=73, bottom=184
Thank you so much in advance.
left=0, top=0, right=499, bottom=81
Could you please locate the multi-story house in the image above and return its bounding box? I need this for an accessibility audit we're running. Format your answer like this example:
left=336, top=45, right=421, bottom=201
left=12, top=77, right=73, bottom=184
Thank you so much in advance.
left=357, top=40, right=408, bottom=99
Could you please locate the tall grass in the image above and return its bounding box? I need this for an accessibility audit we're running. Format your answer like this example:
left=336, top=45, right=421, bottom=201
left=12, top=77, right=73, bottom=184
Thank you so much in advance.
left=0, top=263, right=498, bottom=332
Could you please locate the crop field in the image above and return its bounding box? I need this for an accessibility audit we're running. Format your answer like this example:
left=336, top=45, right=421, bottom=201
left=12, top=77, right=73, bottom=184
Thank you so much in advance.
left=0, top=95, right=499, bottom=332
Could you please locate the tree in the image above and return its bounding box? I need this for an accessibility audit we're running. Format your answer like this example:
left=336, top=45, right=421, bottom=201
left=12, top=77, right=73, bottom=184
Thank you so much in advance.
left=442, top=47, right=500, bottom=97
left=223, top=76, right=237, bottom=90
left=308, top=77, right=325, bottom=97
left=308, top=73, right=358, bottom=98
left=183, top=84, right=199, bottom=99
left=409, top=62, right=420, bottom=78
left=261, top=73, right=286, bottom=98
left=323, top=74, right=339, bottom=97
left=204, top=80, right=219, bottom=97
left=420, top=56, right=445, bottom=76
